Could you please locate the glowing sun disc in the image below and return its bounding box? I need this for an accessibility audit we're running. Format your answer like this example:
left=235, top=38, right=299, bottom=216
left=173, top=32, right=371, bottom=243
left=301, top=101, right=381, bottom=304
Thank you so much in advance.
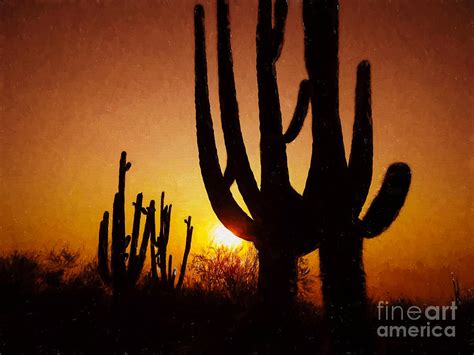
left=211, top=224, right=242, bottom=248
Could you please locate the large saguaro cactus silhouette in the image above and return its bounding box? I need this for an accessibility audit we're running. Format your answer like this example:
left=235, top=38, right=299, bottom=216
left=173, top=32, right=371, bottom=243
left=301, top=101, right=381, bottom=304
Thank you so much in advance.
left=194, top=0, right=411, bottom=335
left=195, top=0, right=319, bottom=310
left=302, top=0, right=411, bottom=350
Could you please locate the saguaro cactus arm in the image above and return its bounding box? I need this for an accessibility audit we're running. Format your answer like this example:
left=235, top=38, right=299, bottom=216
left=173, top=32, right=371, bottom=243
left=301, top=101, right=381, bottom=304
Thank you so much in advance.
left=257, top=0, right=292, bottom=193
left=271, top=0, right=288, bottom=61
left=359, top=163, right=411, bottom=238
left=195, top=4, right=257, bottom=242
left=347, top=60, right=411, bottom=238
left=349, top=61, right=373, bottom=218
left=283, top=80, right=312, bottom=144
left=217, top=0, right=262, bottom=220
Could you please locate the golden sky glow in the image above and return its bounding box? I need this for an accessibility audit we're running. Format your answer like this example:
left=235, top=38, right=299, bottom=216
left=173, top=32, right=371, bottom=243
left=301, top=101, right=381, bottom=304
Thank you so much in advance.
left=1, top=0, right=473, bottom=302
left=211, top=225, right=243, bottom=249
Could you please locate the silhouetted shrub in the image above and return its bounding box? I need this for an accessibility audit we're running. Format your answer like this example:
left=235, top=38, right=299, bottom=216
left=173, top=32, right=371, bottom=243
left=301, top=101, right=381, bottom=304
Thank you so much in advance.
left=0, top=251, right=42, bottom=296
left=189, top=246, right=314, bottom=304
left=190, top=246, right=258, bottom=302
left=68, top=259, right=104, bottom=290
left=42, top=246, right=81, bottom=288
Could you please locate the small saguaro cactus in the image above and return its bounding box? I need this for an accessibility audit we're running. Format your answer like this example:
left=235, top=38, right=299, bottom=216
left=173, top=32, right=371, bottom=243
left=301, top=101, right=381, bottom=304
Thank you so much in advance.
left=176, top=216, right=193, bottom=290
left=149, top=192, right=194, bottom=290
left=98, top=151, right=154, bottom=297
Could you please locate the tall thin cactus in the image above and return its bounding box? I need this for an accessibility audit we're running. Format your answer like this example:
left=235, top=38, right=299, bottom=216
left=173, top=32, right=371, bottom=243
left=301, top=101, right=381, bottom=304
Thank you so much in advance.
left=98, top=151, right=153, bottom=298
left=176, top=216, right=193, bottom=290
left=149, top=192, right=194, bottom=290
left=194, top=0, right=411, bottom=339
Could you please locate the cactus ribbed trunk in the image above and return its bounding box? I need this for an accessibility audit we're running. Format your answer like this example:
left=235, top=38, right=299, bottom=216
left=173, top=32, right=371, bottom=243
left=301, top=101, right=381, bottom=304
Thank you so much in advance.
left=319, top=232, right=371, bottom=352
left=257, top=248, right=297, bottom=312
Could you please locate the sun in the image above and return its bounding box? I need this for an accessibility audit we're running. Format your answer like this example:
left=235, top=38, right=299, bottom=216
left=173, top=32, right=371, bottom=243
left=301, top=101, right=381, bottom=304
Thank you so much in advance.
left=211, top=224, right=243, bottom=248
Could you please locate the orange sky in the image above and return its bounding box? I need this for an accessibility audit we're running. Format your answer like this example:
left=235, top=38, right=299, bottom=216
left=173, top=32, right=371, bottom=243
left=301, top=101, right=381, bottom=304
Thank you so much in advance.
left=1, top=0, right=473, bottom=302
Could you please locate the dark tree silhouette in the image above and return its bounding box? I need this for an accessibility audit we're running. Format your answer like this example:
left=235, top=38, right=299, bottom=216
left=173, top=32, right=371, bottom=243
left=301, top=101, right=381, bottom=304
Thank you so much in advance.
left=98, top=151, right=153, bottom=299
left=195, top=0, right=411, bottom=348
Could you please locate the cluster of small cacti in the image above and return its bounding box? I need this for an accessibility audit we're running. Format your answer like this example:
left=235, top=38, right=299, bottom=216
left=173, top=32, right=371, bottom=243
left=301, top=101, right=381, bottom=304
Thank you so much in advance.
left=149, top=192, right=193, bottom=290
left=98, top=151, right=193, bottom=297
